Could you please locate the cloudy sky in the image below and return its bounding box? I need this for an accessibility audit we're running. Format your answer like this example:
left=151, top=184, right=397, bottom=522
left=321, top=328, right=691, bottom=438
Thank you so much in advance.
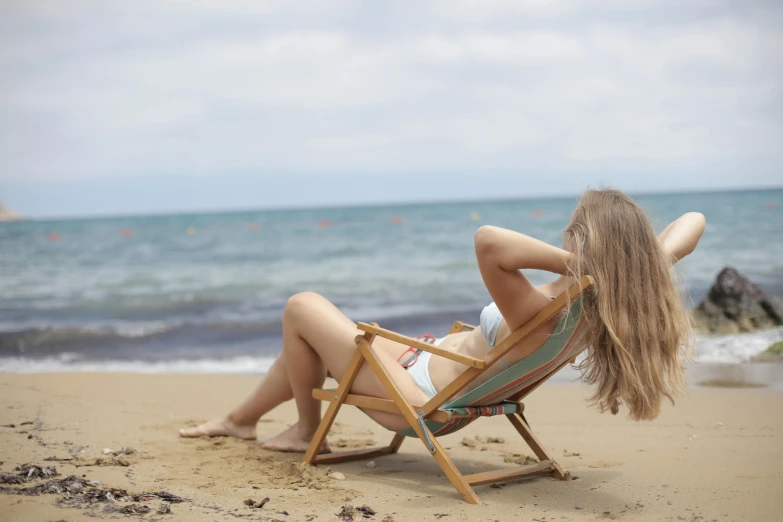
left=1, top=1, right=781, bottom=217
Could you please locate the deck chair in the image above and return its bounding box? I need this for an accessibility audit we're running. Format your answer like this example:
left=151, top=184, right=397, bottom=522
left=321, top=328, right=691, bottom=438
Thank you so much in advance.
left=303, top=275, right=595, bottom=504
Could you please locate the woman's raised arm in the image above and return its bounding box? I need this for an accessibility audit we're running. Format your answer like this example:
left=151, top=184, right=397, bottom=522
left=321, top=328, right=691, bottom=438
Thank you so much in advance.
left=474, top=226, right=572, bottom=274
left=474, top=226, right=572, bottom=330
left=657, top=212, right=706, bottom=263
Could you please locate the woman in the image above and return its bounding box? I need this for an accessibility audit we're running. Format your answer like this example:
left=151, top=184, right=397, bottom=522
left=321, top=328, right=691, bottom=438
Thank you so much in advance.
left=180, top=189, right=705, bottom=452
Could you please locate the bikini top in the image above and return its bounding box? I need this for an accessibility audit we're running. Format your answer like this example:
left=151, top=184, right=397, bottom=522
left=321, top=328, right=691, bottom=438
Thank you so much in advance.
left=479, top=296, right=557, bottom=348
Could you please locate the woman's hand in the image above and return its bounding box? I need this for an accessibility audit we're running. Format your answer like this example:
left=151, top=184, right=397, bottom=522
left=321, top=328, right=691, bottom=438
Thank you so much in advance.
left=657, top=212, right=706, bottom=263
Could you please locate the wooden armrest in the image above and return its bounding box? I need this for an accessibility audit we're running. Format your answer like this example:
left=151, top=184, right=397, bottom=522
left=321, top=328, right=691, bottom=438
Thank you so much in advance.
left=357, top=323, right=486, bottom=369
left=449, top=321, right=476, bottom=334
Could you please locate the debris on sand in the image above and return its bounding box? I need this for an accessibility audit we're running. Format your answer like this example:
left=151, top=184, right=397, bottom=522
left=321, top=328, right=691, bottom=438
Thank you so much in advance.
left=1, top=475, right=95, bottom=496
left=0, top=473, right=25, bottom=485
left=0, top=473, right=188, bottom=516
left=15, top=464, right=58, bottom=480
left=337, top=504, right=376, bottom=520
left=106, top=503, right=151, bottom=515
left=503, top=452, right=538, bottom=465
left=157, top=503, right=172, bottom=514
left=460, top=438, right=477, bottom=448
left=43, top=456, right=74, bottom=462
left=474, top=435, right=505, bottom=444
left=0, top=464, right=58, bottom=484
left=94, top=456, right=131, bottom=467
left=334, top=438, right=376, bottom=449
left=563, top=449, right=581, bottom=457
left=133, top=491, right=186, bottom=503
left=1, top=424, right=15, bottom=428
left=244, top=497, right=270, bottom=509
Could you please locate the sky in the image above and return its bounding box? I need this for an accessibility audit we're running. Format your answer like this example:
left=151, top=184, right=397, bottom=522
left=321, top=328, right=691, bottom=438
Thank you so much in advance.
left=1, top=1, right=782, bottom=218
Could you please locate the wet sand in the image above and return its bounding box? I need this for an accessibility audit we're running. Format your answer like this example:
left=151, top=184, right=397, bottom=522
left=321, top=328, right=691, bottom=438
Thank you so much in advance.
left=1, top=373, right=781, bottom=521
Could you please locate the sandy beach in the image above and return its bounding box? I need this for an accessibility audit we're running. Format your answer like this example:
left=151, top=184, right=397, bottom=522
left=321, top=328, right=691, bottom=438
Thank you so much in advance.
left=0, top=373, right=780, bottom=521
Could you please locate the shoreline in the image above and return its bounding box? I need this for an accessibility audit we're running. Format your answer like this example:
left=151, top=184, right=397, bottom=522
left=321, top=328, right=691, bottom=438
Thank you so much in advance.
left=2, top=360, right=782, bottom=391
left=1, top=372, right=781, bottom=521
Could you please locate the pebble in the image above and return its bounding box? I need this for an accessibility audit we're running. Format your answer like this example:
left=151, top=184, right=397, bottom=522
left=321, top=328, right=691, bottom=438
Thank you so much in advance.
left=366, top=461, right=377, bottom=468
left=102, top=448, right=114, bottom=455
left=329, top=472, right=346, bottom=481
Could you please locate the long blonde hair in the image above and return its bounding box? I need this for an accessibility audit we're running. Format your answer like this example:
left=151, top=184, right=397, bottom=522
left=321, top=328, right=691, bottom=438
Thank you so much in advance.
left=566, top=189, right=693, bottom=421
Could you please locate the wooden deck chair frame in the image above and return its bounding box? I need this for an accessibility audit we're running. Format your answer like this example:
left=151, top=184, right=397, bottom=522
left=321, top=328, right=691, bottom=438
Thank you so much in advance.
left=303, top=275, right=595, bottom=504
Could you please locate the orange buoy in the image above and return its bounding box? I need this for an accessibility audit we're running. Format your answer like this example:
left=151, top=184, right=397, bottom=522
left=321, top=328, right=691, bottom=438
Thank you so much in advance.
left=532, top=209, right=544, bottom=218
left=765, top=202, right=776, bottom=210
left=391, top=216, right=403, bottom=224
left=48, top=232, right=60, bottom=242
left=318, top=219, right=332, bottom=228
left=121, top=228, right=133, bottom=238
left=248, top=222, right=261, bottom=231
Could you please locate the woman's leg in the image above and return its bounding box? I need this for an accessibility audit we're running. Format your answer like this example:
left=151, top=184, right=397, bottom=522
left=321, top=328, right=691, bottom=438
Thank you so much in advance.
left=181, top=292, right=425, bottom=448
left=179, top=352, right=294, bottom=439
left=261, top=292, right=428, bottom=452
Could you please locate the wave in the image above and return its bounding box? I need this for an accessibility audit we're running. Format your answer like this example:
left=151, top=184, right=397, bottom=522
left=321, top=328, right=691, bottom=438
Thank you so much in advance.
left=694, top=326, right=783, bottom=363
left=0, top=320, right=285, bottom=359
left=0, top=354, right=277, bottom=374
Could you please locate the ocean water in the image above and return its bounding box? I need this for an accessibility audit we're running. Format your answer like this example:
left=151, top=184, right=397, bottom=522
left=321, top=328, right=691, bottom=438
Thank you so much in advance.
left=1, top=189, right=782, bottom=374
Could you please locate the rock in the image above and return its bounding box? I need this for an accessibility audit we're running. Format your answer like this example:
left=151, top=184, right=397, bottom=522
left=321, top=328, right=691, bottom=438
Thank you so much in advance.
left=102, top=448, right=114, bottom=455
left=366, top=461, right=376, bottom=468
left=690, top=267, right=783, bottom=334
left=328, top=472, right=346, bottom=481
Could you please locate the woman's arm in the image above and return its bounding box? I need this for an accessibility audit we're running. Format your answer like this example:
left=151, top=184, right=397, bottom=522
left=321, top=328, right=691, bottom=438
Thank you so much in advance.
left=657, top=212, right=706, bottom=263
left=474, top=226, right=572, bottom=274
left=474, top=226, right=572, bottom=330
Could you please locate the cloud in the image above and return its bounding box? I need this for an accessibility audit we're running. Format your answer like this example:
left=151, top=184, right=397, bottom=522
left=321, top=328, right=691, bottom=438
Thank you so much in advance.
left=0, top=0, right=781, bottom=190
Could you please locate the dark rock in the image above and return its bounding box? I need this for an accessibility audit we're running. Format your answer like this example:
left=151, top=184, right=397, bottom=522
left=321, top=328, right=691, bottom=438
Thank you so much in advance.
left=691, top=267, right=783, bottom=334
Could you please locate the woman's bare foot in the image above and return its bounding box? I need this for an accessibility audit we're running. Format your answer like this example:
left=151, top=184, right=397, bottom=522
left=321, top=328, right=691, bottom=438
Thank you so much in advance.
left=179, top=417, right=257, bottom=440
left=261, top=423, right=330, bottom=454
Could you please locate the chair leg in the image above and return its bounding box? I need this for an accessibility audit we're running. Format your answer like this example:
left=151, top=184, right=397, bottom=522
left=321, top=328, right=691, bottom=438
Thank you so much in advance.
left=507, top=413, right=571, bottom=481
left=356, top=337, right=481, bottom=504
left=303, top=349, right=365, bottom=464
left=389, top=433, right=405, bottom=454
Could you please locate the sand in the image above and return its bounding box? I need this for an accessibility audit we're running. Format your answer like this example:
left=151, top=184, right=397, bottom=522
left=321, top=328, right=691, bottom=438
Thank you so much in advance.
left=0, top=373, right=781, bottom=521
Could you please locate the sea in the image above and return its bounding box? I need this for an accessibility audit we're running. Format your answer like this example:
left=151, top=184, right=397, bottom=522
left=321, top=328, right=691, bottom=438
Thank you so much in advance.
left=1, top=189, right=782, bottom=376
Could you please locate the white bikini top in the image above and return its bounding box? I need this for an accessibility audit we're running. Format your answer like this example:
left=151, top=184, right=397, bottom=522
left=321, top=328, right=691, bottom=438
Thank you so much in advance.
left=480, top=296, right=557, bottom=348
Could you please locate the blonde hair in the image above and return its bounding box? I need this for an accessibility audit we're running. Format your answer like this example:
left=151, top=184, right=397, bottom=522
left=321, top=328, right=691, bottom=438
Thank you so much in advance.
left=566, top=189, right=693, bottom=421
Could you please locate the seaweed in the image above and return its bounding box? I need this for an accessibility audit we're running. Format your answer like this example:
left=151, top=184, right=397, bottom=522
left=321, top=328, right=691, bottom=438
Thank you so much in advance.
left=337, top=504, right=376, bottom=520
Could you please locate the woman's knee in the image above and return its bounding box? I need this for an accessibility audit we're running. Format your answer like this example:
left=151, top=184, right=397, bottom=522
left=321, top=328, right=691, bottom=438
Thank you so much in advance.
left=283, top=292, right=323, bottom=323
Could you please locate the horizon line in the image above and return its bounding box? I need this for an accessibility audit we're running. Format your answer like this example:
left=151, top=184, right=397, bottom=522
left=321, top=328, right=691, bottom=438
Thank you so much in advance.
left=4, top=184, right=782, bottom=223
